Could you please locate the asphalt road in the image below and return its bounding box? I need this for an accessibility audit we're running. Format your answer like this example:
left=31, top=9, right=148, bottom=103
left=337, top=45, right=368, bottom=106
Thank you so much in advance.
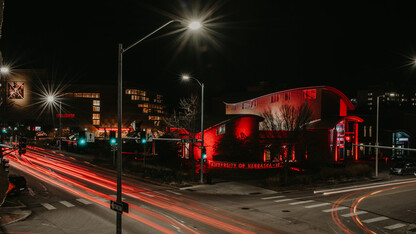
left=2, top=147, right=416, bottom=233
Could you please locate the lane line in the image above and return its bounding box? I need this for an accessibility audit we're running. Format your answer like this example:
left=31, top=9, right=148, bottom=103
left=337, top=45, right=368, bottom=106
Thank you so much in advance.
left=41, top=203, right=57, bottom=210
left=384, top=223, right=406, bottom=230
left=305, top=203, right=330, bottom=208
left=289, top=200, right=314, bottom=205
left=362, top=216, right=388, bottom=223
left=166, top=190, right=182, bottom=195
left=341, top=211, right=367, bottom=217
left=59, top=201, right=75, bottom=207
left=262, top=195, right=285, bottom=200
left=140, top=192, right=155, bottom=197
left=322, top=206, right=348, bottom=213
left=77, top=198, right=93, bottom=205
left=274, top=199, right=293, bottom=203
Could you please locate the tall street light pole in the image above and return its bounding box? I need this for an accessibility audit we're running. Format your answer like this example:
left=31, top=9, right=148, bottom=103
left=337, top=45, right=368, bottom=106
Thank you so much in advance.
left=116, top=20, right=201, bottom=234
left=182, top=75, right=205, bottom=183
left=59, top=100, right=62, bottom=151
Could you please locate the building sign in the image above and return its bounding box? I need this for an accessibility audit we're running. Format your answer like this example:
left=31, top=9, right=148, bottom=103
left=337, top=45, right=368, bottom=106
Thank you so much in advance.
left=8, top=81, right=24, bottom=99
left=98, top=128, right=130, bottom=132
left=209, top=161, right=280, bottom=169
left=56, top=114, right=75, bottom=118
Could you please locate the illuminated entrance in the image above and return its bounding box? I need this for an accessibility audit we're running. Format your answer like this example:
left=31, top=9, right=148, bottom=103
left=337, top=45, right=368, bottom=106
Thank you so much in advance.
left=329, top=116, right=363, bottom=161
left=392, top=131, right=410, bottom=160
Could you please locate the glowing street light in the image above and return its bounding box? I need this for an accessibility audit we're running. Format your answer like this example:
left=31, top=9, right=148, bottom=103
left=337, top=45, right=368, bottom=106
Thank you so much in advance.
left=182, top=74, right=205, bottom=183
left=0, top=66, right=9, bottom=74
left=115, top=19, right=202, bottom=234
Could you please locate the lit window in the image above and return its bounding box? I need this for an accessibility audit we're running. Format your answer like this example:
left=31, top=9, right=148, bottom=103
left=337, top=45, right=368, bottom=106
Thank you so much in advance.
left=93, top=106, right=100, bottom=112
left=132, top=89, right=138, bottom=95
left=363, top=126, right=367, bottom=137
left=216, top=125, right=225, bottom=135
left=303, top=89, right=316, bottom=99
left=93, top=100, right=100, bottom=106
left=271, top=95, right=279, bottom=103
left=93, top=120, right=100, bottom=125
left=93, top=113, right=100, bottom=120
left=368, top=92, right=372, bottom=96
left=125, top=89, right=132, bottom=94
left=369, top=126, right=372, bottom=137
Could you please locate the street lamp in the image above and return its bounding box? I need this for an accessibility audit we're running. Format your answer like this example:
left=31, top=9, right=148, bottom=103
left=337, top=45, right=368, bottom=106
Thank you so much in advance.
left=116, top=20, right=201, bottom=234
left=375, top=92, right=395, bottom=177
left=182, top=74, right=205, bottom=184
left=47, top=95, right=62, bottom=151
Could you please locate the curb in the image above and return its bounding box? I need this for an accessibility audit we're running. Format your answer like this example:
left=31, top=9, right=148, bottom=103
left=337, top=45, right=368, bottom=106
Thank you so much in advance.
left=0, top=209, right=31, bottom=226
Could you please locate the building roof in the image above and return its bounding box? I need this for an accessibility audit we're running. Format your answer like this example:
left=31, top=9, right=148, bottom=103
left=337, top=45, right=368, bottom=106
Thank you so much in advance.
left=223, top=86, right=355, bottom=110
left=307, top=116, right=364, bottom=130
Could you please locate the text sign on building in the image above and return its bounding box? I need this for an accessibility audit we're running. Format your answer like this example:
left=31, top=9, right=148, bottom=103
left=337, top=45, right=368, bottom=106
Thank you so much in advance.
left=56, top=114, right=75, bottom=118
left=8, top=81, right=24, bottom=99
left=209, top=161, right=280, bottom=169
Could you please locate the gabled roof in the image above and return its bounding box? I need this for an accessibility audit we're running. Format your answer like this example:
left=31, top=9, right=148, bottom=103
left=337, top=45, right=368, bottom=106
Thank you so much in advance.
left=223, top=86, right=355, bottom=110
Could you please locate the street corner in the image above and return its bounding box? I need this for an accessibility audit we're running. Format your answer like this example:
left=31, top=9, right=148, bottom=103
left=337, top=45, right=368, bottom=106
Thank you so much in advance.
left=0, top=208, right=31, bottom=226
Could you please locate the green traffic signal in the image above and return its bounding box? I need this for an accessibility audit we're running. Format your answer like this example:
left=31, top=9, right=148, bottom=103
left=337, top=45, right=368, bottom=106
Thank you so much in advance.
left=110, top=138, right=117, bottom=145
left=141, top=138, right=147, bottom=144
left=79, top=138, right=86, bottom=145
left=1, top=128, right=6, bottom=134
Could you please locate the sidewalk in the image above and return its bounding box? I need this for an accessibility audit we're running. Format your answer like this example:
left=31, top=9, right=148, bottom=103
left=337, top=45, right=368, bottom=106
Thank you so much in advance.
left=0, top=197, right=31, bottom=226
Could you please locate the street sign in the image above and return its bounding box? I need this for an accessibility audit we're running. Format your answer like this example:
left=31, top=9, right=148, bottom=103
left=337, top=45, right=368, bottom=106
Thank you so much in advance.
left=146, top=132, right=153, bottom=142
left=180, top=138, right=198, bottom=143
left=110, top=200, right=129, bottom=214
left=86, top=132, right=95, bottom=143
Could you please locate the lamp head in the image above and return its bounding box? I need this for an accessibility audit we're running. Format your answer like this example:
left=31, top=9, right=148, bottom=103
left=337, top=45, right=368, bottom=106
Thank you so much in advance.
left=188, top=21, right=202, bottom=30
left=47, top=95, right=55, bottom=103
left=182, top=74, right=191, bottom=80
left=0, top=67, right=9, bottom=74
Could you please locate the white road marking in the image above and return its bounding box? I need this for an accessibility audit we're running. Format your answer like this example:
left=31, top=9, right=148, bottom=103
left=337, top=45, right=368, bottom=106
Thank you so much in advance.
left=274, top=199, right=293, bottom=203
left=166, top=190, right=182, bottom=195
left=305, top=203, right=330, bottom=208
left=76, top=198, right=92, bottom=205
left=384, top=223, right=406, bottom=230
left=41, top=203, right=56, bottom=210
left=341, top=211, right=368, bottom=217
left=262, top=195, right=285, bottom=200
left=289, top=200, right=314, bottom=205
left=362, top=216, right=388, bottom=223
left=322, top=207, right=348, bottom=212
left=59, top=201, right=75, bottom=208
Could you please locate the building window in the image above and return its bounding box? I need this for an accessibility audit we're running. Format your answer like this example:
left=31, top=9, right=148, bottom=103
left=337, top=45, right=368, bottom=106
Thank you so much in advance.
left=93, top=100, right=100, bottom=106
left=363, top=126, right=367, bottom=137
left=93, top=106, right=100, bottom=112
left=369, top=126, right=372, bottom=137
left=285, top=92, right=291, bottom=101
left=93, top=113, right=100, bottom=120
left=216, top=125, right=226, bottom=135
left=93, top=120, right=100, bottom=125
left=368, top=92, right=373, bottom=96
left=303, top=89, right=316, bottom=99
left=271, top=95, right=279, bottom=103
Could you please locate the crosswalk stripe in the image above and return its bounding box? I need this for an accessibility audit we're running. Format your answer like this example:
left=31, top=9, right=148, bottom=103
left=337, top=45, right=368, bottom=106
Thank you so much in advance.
left=289, top=200, right=314, bottom=205
left=384, top=223, right=406, bottom=230
left=322, top=207, right=348, bottom=212
left=341, top=211, right=367, bottom=217
left=262, top=195, right=285, bottom=200
left=362, top=216, right=388, bottom=223
left=274, top=198, right=293, bottom=203
left=166, top=190, right=182, bottom=195
left=76, top=198, right=92, bottom=205
left=59, top=201, right=75, bottom=208
left=41, top=203, right=56, bottom=210
left=305, top=203, right=330, bottom=208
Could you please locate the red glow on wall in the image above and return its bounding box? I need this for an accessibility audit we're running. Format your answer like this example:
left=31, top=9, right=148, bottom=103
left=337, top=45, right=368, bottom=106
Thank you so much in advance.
left=339, top=100, right=347, bottom=117
left=234, top=117, right=256, bottom=139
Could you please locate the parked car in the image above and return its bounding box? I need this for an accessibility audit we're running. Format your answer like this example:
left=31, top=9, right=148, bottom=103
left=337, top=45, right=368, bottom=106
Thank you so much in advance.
left=390, top=162, right=416, bottom=175
left=7, top=174, right=27, bottom=196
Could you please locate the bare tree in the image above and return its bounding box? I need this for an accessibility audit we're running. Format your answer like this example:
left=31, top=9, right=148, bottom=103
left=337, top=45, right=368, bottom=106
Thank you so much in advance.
left=262, top=102, right=313, bottom=185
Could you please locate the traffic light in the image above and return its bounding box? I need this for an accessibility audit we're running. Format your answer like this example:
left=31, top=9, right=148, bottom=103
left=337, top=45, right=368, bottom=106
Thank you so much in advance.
left=1, top=127, right=6, bottom=134
left=201, top=146, right=207, bottom=163
left=18, top=137, right=27, bottom=155
left=78, top=131, right=86, bottom=146
left=140, top=130, right=147, bottom=144
left=109, top=131, right=117, bottom=145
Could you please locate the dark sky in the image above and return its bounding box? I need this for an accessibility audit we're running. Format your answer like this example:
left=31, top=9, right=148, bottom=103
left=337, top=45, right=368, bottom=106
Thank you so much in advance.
left=2, top=0, right=416, bottom=108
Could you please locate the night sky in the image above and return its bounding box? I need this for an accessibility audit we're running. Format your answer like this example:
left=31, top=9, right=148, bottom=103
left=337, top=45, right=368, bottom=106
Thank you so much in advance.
left=2, top=0, right=416, bottom=110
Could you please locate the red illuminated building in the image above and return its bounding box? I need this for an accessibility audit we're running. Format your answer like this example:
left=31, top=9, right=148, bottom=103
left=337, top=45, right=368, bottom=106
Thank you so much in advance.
left=186, top=86, right=363, bottom=168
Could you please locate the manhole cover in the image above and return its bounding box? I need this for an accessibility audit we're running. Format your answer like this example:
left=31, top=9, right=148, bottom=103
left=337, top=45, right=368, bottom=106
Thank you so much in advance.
left=282, top=210, right=290, bottom=212
left=241, top=207, right=250, bottom=210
